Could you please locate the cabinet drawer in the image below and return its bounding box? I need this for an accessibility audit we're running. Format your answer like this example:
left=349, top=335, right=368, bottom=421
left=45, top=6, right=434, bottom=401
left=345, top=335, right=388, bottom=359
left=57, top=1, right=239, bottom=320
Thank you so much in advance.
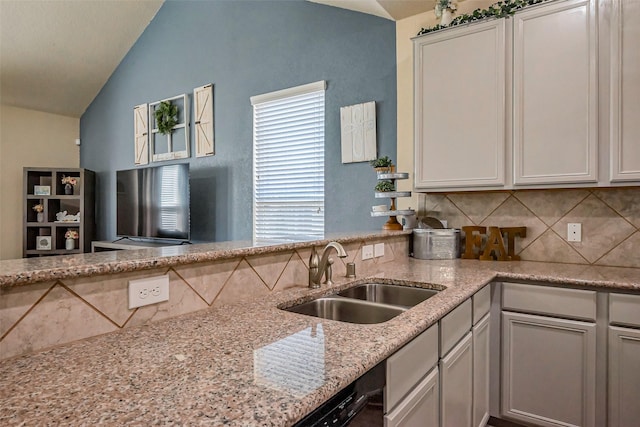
left=473, top=285, right=491, bottom=325
left=384, top=367, right=439, bottom=427
left=610, top=293, right=640, bottom=328
left=386, top=324, right=439, bottom=412
left=502, top=282, right=596, bottom=322
left=440, top=299, right=472, bottom=357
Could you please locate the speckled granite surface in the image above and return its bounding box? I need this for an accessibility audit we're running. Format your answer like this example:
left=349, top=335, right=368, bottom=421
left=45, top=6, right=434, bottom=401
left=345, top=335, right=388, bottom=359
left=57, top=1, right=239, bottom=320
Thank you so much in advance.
left=0, top=231, right=411, bottom=287
left=1, top=258, right=639, bottom=426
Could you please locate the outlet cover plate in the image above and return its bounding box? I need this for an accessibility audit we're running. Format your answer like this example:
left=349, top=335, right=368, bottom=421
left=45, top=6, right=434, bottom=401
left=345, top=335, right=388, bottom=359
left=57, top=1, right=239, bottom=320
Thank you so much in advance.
left=567, top=223, right=582, bottom=242
left=128, top=275, right=169, bottom=309
left=362, top=244, right=374, bottom=260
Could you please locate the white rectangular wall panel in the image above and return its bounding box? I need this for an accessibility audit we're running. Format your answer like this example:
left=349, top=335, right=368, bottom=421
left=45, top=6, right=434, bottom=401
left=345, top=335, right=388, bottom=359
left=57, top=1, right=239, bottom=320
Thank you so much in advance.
left=340, top=101, right=376, bottom=163
left=133, top=103, right=149, bottom=165
left=194, top=84, right=214, bottom=158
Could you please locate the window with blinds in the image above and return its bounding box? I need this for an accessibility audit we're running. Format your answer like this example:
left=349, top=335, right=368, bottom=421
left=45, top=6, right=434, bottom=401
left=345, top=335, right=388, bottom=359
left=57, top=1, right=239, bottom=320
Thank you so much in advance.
left=251, top=81, right=326, bottom=245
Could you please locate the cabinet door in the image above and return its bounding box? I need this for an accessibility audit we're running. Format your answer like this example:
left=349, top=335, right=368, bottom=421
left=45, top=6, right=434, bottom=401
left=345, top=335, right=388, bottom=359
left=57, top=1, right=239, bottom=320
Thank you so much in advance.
left=609, top=0, right=640, bottom=181
left=502, top=311, right=596, bottom=427
left=414, top=19, right=505, bottom=189
left=385, top=367, right=439, bottom=427
left=440, top=331, right=473, bottom=427
left=473, top=313, right=490, bottom=427
left=608, top=326, right=640, bottom=427
left=513, top=0, right=598, bottom=185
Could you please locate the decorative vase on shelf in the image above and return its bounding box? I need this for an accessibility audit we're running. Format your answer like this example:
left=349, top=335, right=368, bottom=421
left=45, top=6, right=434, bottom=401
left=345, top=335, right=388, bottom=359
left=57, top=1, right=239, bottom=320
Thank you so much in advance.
left=64, top=183, right=73, bottom=195
left=440, top=9, right=454, bottom=26
left=65, top=238, right=75, bottom=250
left=37, top=212, right=44, bottom=223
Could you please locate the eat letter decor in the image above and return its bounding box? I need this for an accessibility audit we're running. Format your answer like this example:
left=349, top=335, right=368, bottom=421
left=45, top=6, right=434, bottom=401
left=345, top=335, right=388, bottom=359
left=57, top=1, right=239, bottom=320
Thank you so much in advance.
left=461, top=226, right=527, bottom=261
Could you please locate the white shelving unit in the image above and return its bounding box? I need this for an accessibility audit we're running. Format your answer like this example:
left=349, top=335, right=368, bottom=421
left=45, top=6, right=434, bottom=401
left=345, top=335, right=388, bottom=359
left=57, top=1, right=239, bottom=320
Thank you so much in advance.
left=371, top=172, right=415, bottom=230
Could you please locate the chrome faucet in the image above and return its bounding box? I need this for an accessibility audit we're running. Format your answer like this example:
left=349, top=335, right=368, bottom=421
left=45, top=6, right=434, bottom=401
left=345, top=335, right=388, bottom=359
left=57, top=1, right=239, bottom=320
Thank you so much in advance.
left=308, top=242, right=348, bottom=288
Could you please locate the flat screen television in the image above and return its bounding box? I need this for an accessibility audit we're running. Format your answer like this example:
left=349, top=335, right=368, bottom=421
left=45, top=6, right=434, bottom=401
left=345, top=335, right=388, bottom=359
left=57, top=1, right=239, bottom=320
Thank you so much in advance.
left=116, top=163, right=190, bottom=241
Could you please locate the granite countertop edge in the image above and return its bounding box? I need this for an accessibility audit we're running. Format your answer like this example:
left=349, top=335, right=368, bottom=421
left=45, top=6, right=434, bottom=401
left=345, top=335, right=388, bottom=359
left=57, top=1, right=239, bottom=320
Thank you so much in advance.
left=0, top=230, right=411, bottom=288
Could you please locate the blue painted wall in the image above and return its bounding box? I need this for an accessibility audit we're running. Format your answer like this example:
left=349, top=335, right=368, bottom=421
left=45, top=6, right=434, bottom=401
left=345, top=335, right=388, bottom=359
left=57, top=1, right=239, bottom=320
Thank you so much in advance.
left=80, top=0, right=397, bottom=242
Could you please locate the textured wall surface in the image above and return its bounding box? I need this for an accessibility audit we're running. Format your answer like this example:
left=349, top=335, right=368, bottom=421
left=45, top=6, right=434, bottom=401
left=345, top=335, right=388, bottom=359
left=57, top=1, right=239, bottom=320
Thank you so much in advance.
left=0, top=236, right=408, bottom=360
left=419, top=187, right=640, bottom=267
left=80, top=0, right=397, bottom=243
left=0, top=106, right=80, bottom=260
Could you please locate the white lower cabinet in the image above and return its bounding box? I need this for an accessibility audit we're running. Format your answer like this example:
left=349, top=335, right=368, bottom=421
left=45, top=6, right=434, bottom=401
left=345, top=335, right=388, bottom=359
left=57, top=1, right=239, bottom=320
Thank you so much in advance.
left=385, top=367, right=439, bottom=427
left=472, top=313, right=490, bottom=427
left=501, top=311, right=596, bottom=427
left=385, top=324, right=439, bottom=427
left=440, top=331, right=473, bottom=427
left=608, top=292, right=640, bottom=427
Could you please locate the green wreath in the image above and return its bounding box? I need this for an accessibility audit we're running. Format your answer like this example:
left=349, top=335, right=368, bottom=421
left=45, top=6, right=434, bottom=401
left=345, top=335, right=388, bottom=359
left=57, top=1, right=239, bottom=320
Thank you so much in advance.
left=155, top=101, right=178, bottom=135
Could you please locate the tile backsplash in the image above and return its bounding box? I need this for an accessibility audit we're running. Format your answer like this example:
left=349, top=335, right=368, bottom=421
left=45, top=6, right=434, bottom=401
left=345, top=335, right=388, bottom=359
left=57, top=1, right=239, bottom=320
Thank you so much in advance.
left=0, top=236, right=408, bottom=360
left=418, top=187, right=640, bottom=268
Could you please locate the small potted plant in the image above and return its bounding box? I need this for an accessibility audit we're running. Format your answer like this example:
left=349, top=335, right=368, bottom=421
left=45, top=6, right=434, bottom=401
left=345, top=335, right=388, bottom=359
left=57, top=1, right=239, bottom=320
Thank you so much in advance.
left=370, top=156, right=395, bottom=174
left=32, top=203, right=44, bottom=223
left=64, top=229, right=79, bottom=250
left=375, top=180, right=395, bottom=192
left=61, top=175, right=77, bottom=195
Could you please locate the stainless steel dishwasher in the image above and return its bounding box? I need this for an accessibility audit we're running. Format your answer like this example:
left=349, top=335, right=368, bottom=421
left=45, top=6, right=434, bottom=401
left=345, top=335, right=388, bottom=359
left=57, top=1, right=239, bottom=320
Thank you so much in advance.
left=293, top=362, right=385, bottom=427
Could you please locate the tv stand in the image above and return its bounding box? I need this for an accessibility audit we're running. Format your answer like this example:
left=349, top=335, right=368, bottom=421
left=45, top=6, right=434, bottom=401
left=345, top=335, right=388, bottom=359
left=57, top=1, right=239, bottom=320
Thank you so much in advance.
left=91, top=239, right=181, bottom=252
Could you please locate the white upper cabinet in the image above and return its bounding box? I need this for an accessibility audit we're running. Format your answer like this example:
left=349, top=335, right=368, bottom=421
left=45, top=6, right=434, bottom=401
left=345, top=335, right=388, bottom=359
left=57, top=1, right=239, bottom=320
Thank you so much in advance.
left=414, top=19, right=506, bottom=190
left=512, top=0, right=598, bottom=185
left=609, top=0, right=640, bottom=181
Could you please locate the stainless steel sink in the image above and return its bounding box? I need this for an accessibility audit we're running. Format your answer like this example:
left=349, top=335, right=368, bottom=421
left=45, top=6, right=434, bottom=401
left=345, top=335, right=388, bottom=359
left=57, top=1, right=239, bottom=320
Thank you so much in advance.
left=284, top=297, right=406, bottom=324
left=337, top=283, right=439, bottom=308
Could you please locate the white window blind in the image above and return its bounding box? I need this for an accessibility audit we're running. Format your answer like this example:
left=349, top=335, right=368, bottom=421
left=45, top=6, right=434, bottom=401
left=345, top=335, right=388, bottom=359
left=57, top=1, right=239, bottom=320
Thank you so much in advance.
left=252, top=81, right=326, bottom=245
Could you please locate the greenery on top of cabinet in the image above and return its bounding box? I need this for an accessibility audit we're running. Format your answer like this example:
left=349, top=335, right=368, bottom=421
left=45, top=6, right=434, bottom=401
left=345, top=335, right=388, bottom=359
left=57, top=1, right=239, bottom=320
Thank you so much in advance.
left=417, top=0, right=553, bottom=36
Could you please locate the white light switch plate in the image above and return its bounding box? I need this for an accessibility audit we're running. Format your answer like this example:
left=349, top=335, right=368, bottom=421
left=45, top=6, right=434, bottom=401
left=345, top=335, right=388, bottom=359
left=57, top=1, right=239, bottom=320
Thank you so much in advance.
left=128, top=275, right=169, bottom=309
left=374, top=243, right=384, bottom=258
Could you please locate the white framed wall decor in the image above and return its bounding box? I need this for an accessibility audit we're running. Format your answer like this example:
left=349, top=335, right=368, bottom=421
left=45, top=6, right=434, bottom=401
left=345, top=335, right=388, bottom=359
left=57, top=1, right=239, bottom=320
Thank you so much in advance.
left=340, top=101, right=377, bottom=164
left=193, top=84, right=214, bottom=157
left=133, top=103, right=149, bottom=165
left=149, top=94, right=190, bottom=162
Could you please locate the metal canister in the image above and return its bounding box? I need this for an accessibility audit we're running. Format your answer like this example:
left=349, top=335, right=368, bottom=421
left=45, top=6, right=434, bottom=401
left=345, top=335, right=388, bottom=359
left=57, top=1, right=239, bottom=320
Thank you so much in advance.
left=412, top=229, right=460, bottom=259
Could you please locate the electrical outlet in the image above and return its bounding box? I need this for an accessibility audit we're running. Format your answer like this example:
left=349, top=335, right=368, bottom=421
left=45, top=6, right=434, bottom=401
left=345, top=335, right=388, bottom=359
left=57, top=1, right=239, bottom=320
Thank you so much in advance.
left=567, top=223, right=582, bottom=242
left=362, top=244, right=374, bottom=260
left=374, top=243, right=385, bottom=258
left=128, top=275, right=169, bottom=309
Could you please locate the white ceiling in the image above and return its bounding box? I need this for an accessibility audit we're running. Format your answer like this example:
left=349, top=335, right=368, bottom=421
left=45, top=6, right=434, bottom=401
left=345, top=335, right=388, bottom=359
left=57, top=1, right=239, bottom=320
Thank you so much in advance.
left=0, top=0, right=163, bottom=118
left=0, top=0, right=430, bottom=119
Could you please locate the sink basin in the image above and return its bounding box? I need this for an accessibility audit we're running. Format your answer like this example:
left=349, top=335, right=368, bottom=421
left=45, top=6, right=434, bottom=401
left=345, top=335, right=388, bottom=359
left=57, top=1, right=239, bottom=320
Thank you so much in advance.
left=337, top=283, right=439, bottom=308
left=284, top=297, right=406, bottom=324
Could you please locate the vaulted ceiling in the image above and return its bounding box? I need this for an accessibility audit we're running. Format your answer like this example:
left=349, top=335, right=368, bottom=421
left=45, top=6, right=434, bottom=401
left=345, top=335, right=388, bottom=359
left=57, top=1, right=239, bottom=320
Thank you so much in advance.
left=0, top=0, right=432, bottom=119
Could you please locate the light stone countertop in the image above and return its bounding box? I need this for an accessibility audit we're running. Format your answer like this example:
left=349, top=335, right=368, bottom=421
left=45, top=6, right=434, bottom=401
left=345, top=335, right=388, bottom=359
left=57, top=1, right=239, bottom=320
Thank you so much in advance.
left=0, top=231, right=411, bottom=288
left=1, top=259, right=639, bottom=426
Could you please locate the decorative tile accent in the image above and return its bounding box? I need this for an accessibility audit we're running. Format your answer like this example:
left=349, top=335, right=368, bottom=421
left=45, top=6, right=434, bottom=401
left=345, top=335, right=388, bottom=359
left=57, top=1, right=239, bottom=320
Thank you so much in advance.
left=246, top=252, right=293, bottom=289
left=173, top=258, right=240, bottom=305
left=0, top=284, right=117, bottom=359
left=448, top=192, right=510, bottom=224
left=213, top=259, right=270, bottom=307
left=480, top=196, right=547, bottom=254
left=420, top=195, right=472, bottom=228
left=551, top=194, right=636, bottom=263
left=596, top=232, right=640, bottom=268
left=0, top=281, right=53, bottom=338
left=514, top=189, right=589, bottom=226
left=593, top=188, right=640, bottom=228
left=419, top=187, right=640, bottom=267
left=273, top=254, right=308, bottom=292
left=518, top=229, right=588, bottom=264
